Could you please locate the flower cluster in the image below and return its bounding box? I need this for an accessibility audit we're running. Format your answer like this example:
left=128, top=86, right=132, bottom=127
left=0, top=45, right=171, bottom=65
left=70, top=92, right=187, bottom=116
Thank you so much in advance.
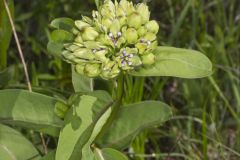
left=62, top=0, right=159, bottom=79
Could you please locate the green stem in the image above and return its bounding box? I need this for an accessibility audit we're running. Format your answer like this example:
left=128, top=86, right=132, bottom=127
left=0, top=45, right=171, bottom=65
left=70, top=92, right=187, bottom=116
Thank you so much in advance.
left=95, top=73, right=125, bottom=140
left=116, top=73, right=124, bottom=103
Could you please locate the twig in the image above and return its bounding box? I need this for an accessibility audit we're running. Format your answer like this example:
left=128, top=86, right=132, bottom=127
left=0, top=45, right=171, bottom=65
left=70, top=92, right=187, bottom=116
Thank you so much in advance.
left=3, top=0, right=48, bottom=154
left=3, top=0, right=31, bottom=92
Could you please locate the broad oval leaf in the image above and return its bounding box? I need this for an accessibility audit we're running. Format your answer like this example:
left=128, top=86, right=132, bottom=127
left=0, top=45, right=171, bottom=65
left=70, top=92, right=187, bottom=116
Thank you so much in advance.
left=131, top=46, right=212, bottom=78
left=56, top=91, right=113, bottom=160
left=96, top=101, right=172, bottom=150
left=0, top=89, right=63, bottom=136
left=50, top=29, right=73, bottom=43
left=47, top=41, right=64, bottom=57
left=47, top=30, right=73, bottom=56
left=95, top=148, right=128, bottom=160
left=0, top=123, right=40, bottom=160
left=50, top=17, right=74, bottom=32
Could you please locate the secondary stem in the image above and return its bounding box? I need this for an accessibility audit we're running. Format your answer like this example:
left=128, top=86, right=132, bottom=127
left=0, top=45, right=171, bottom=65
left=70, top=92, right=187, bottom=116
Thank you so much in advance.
left=116, top=73, right=124, bottom=105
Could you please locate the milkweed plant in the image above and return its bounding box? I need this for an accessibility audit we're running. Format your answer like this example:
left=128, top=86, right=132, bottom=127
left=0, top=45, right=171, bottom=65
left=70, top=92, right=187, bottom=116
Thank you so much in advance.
left=47, top=0, right=211, bottom=159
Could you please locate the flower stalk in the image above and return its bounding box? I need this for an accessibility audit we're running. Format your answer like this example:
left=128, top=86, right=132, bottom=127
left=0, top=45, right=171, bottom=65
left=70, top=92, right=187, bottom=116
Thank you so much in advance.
left=95, top=73, right=125, bottom=141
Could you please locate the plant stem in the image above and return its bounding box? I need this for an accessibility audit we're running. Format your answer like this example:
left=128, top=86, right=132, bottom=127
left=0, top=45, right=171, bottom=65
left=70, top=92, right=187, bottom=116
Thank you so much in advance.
left=116, top=73, right=124, bottom=103
left=110, top=73, right=124, bottom=122
left=95, top=73, right=125, bottom=140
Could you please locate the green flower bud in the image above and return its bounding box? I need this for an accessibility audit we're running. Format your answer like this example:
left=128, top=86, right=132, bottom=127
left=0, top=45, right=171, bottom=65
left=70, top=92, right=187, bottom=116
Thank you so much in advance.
left=119, top=0, right=128, bottom=11
left=102, top=18, right=112, bottom=29
left=82, top=16, right=93, bottom=24
left=141, top=53, right=155, bottom=65
left=112, top=65, right=121, bottom=76
left=81, top=27, right=99, bottom=41
left=102, top=60, right=114, bottom=71
left=100, top=0, right=115, bottom=19
left=116, top=5, right=126, bottom=17
left=136, top=3, right=150, bottom=24
left=63, top=49, right=95, bottom=64
left=127, top=12, right=142, bottom=29
left=64, top=43, right=82, bottom=52
left=135, top=43, right=147, bottom=54
left=116, top=2, right=127, bottom=26
left=75, top=20, right=90, bottom=30
left=119, top=0, right=135, bottom=15
left=118, top=16, right=127, bottom=27
left=74, top=34, right=83, bottom=43
left=84, top=63, right=101, bottom=77
left=97, top=34, right=114, bottom=47
left=83, top=41, right=105, bottom=49
left=62, top=50, right=74, bottom=62
left=125, top=47, right=138, bottom=54
left=124, top=28, right=138, bottom=44
left=137, top=26, right=147, bottom=37
left=144, top=32, right=157, bottom=41
left=94, top=49, right=108, bottom=62
left=135, top=40, right=158, bottom=54
left=110, top=19, right=121, bottom=37
left=149, top=41, right=158, bottom=50
left=73, top=58, right=91, bottom=63
left=72, top=27, right=79, bottom=35
left=130, top=55, right=142, bottom=66
left=75, top=64, right=85, bottom=74
left=72, top=48, right=95, bottom=60
left=116, top=37, right=126, bottom=48
left=145, top=20, right=159, bottom=34
left=101, top=61, right=120, bottom=79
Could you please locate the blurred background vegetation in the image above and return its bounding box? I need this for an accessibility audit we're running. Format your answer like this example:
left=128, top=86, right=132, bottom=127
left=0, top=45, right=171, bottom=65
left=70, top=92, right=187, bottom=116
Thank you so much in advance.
left=1, top=0, right=240, bottom=159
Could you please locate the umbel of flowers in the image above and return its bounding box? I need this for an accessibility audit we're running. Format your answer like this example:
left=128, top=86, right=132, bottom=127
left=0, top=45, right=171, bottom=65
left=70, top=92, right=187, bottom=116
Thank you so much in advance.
left=62, top=0, right=159, bottom=79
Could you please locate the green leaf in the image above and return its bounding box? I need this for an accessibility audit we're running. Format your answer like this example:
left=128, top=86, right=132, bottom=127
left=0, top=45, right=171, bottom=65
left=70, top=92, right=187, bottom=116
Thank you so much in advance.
left=72, top=65, right=92, bottom=92
left=0, top=0, right=14, bottom=70
left=50, top=29, right=73, bottom=42
left=131, top=46, right=212, bottom=78
left=96, top=101, right=172, bottom=150
left=15, top=12, right=33, bottom=21
left=56, top=91, right=113, bottom=160
left=95, top=148, right=128, bottom=160
left=50, top=17, right=74, bottom=32
left=47, top=29, right=73, bottom=56
left=47, top=41, right=64, bottom=57
left=0, top=89, right=63, bottom=136
left=0, top=123, right=40, bottom=160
